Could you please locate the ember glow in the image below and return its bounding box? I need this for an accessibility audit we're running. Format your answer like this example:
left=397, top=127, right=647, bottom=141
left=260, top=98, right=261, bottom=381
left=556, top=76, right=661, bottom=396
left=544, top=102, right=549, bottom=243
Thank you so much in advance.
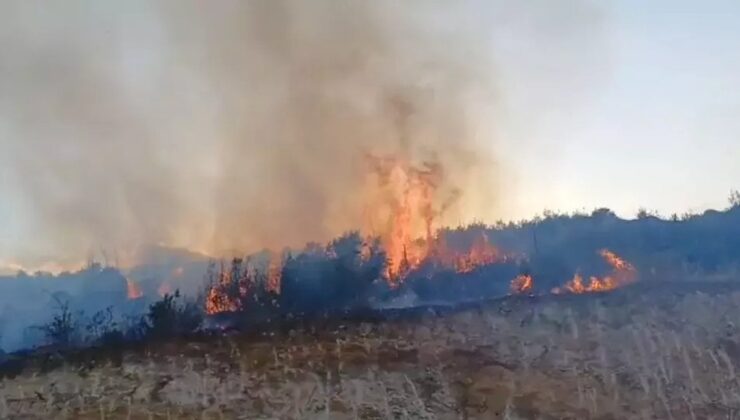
left=205, top=287, right=241, bottom=315
left=552, top=249, right=637, bottom=294
left=510, top=274, right=534, bottom=295
left=204, top=254, right=283, bottom=315
left=204, top=280, right=244, bottom=315
left=205, top=262, right=244, bottom=315
left=126, top=278, right=143, bottom=300
left=266, top=257, right=283, bottom=295
left=438, top=232, right=506, bottom=274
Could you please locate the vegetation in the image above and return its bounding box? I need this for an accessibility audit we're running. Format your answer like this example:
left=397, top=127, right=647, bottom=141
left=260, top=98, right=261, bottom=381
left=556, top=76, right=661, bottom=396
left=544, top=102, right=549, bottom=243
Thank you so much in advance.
left=143, top=291, right=203, bottom=340
left=4, top=284, right=740, bottom=418
left=280, top=232, right=385, bottom=314
left=16, top=191, right=740, bottom=354
left=32, top=291, right=204, bottom=351
left=3, top=190, right=738, bottom=417
left=34, top=296, right=79, bottom=348
left=730, top=189, right=740, bottom=209
left=204, top=232, right=386, bottom=322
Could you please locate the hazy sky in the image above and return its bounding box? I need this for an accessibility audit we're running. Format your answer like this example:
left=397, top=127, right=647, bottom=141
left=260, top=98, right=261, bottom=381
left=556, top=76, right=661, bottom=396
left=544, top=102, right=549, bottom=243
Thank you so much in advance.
left=497, top=0, right=740, bottom=219
left=0, top=1, right=739, bottom=268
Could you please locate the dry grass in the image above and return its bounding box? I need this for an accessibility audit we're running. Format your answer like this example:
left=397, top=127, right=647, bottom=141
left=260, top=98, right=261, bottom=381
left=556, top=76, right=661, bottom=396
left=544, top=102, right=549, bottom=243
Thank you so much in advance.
left=2, top=285, right=740, bottom=419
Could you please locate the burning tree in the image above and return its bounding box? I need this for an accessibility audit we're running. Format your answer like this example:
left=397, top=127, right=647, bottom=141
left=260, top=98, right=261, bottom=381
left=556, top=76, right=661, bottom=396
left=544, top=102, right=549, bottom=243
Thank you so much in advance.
left=201, top=232, right=388, bottom=319
left=204, top=257, right=279, bottom=316
left=510, top=274, right=534, bottom=294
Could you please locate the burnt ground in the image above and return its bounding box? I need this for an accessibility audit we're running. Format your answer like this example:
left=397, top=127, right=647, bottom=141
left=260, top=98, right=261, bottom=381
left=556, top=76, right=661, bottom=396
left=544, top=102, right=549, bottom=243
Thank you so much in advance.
left=1, top=281, right=740, bottom=419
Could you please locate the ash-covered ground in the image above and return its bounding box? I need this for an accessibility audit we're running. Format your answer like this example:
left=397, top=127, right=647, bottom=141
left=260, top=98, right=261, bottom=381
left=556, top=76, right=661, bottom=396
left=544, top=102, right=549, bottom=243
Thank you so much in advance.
left=2, top=282, right=739, bottom=419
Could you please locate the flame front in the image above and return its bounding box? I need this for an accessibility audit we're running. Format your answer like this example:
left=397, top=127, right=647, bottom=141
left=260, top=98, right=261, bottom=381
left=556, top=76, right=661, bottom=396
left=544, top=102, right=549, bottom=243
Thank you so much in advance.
left=599, top=249, right=634, bottom=272
left=266, top=257, right=282, bottom=295
left=206, top=286, right=241, bottom=314
left=510, top=274, right=533, bottom=294
left=553, top=249, right=637, bottom=294
left=126, top=278, right=143, bottom=300
left=205, top=254, right=282, bottom=315
left=201, top=245, right=635, bottom=313
left=363, top=154, right=443, bottom=283
left=436, top=232, right=504, bottom=274
left=205, top=263, right=243, bottom=315
left=196, top=151, right=639, bottom=314
left=362, top=154, right=507, bottom=285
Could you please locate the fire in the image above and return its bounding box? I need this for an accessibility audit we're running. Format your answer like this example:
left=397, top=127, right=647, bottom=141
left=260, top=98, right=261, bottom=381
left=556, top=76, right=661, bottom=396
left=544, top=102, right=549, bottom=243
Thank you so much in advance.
left=553, top=249, right=637, bottom=294
left=363, top=154, right=445, bottom=283
left=599, top=249, right=634, bottom=272
left=266, top=257, right=282, bottom=294
left=555, top=272, right=586, bottom=294
left=126, top=278, right=143, bottom=300
left=362, top=154, right=505, bottom=284
left=205, top=286, right=241, bottom=314
left=196, top=149, right=638, bottom=314
left=205, top=254, right=283, bottom=315
left=205, top=287, right=240, bottom=314
left=436, top=232, right=504, bottom=274
left=510, top=274, right=533, bottom=294
left=456, top=233, right=501, bottom=272
left=205, top=263, right=243, bottom=315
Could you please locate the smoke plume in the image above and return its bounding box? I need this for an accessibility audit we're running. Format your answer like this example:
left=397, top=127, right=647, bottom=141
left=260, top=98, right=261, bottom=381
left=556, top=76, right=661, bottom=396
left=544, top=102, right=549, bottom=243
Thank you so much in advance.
left=0, top=1, right=604, bottom=269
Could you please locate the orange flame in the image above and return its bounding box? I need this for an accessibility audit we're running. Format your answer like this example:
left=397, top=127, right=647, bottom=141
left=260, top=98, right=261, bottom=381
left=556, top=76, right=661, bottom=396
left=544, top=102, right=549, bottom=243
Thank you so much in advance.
left=362, top=154, right=447, bottom=284
left=362, top=154, right=509, bottom=285
left=266, top=257, right=282, bottom=294
left=599, top=249, right=634, bottom=272
left=205, top=288, right=241, bottom=314
left=510, top=274, right=533, bottom=294
left=437, top=232, right=504, bottom=274
left=205, top=254, right=283, bottom=315
left=205, top=264, right=242, bottom=314
left=205, top=287, right=241, bottom=314
left=553, top=249, right=637, bottom=294
left=126, top=278, right=143, bottom=300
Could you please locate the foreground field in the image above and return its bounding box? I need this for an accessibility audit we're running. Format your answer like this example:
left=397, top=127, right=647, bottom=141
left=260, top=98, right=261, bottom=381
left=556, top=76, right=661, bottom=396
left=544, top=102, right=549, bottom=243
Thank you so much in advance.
left=2, top=283, right=740, bottom=419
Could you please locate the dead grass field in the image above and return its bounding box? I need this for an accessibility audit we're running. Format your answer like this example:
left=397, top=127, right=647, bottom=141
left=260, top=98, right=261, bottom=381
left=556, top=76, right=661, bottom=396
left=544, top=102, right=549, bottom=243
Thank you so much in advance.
left=2, top=283, right=740, bottom=419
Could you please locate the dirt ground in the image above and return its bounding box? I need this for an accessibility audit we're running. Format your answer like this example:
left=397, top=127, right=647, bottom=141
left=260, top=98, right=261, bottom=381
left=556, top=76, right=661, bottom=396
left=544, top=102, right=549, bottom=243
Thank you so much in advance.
left=1, top=283, right=740, bottom=419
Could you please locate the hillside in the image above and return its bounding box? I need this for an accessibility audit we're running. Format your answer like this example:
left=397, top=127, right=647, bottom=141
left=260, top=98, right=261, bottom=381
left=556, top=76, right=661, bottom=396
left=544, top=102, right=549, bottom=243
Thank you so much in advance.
left=1, top=206, right=739, bottom=353
left=2, top=281, right=739, bottom=419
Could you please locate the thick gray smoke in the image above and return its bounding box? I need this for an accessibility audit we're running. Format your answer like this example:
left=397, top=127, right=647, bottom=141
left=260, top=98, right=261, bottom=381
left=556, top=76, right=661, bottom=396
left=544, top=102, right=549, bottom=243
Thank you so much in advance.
left=0, top=1, right=605, bottom=270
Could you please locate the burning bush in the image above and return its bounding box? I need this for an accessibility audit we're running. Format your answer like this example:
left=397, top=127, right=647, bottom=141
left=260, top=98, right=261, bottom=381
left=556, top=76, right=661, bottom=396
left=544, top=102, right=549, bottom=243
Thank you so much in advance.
left=204, top=257, right=280, bottom=317
left=204, top=232, right=386, bottom=319
left=12, top=203, right=740, bottom=356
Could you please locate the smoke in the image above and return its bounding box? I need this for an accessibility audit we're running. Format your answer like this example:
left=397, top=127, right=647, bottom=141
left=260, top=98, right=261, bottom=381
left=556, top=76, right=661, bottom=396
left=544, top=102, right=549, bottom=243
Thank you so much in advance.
left=0, top=0, right=605, bottom=268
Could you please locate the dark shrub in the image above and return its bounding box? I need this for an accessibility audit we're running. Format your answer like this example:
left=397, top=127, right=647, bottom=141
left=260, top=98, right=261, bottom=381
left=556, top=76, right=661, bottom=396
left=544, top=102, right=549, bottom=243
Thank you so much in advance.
left=36, top=296, right=80, bottom=348
left=145, top=291, right=202, bottom=339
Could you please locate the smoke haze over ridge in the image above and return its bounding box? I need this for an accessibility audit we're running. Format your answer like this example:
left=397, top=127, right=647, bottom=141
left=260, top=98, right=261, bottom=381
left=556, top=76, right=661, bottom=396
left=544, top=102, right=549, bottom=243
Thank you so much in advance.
left=0, top=1, right=608, bottom=271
